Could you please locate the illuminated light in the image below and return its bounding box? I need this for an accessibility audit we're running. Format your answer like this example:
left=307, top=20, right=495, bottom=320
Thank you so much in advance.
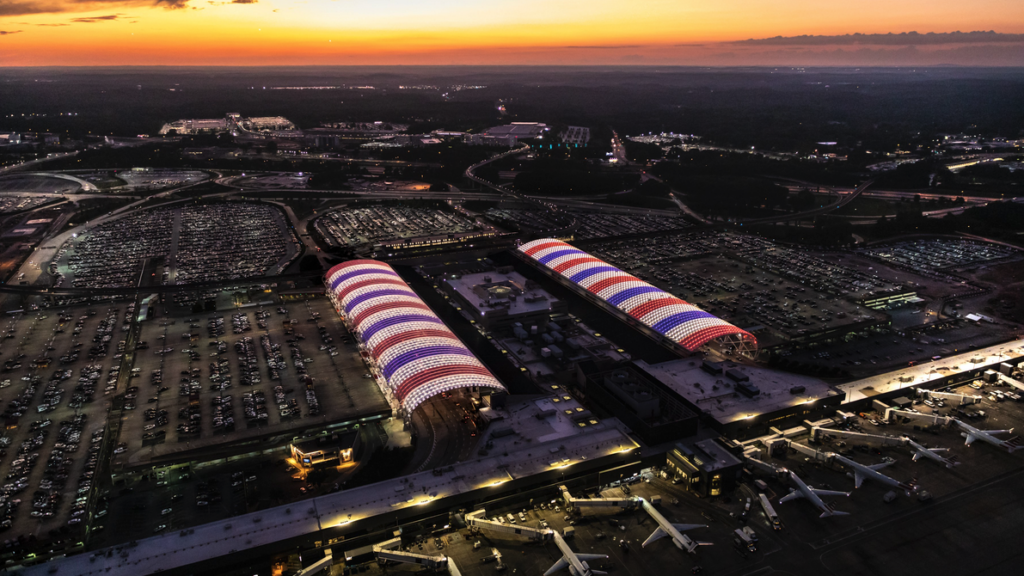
left=518, top=239, right=756, bottom=352
left=325, top=260, right=505, bottom=413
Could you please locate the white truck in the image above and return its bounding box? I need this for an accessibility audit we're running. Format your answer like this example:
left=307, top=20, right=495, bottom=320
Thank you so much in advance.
left=734, top=527, right=757, bottom=552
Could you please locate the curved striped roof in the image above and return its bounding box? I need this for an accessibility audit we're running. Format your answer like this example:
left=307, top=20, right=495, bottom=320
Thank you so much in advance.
left=326, top=260, right=506, bottom=413
left=518, top=239, right=756, bottom=352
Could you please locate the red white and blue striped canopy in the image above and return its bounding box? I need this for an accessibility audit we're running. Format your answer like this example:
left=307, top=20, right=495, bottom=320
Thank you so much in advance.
left=519, top=239, right=755, bottom=352
left=326, top=260, right=506, bottom=413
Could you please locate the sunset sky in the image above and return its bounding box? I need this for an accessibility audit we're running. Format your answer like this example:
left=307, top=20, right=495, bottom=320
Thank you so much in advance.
left=1, top=0, right=1023, bottom=66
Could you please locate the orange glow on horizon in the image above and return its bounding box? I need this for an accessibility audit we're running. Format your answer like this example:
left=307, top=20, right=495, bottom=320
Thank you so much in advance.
left=1, top=1, right=1022, bottom=66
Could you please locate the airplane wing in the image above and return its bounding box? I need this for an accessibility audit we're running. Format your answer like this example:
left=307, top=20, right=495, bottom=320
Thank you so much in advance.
left=642, top=527, right=667, bottom=547
left=779, top=491, right=804, bottom=504
left=810, top=488, right=850, bottom=497
left=821, top=510, right=850, bottom=518
left=543, top=558, right=569, bottom=576
left=868, top=462, right=891, bottom=471
left=963, top=433, right=977, bottom=446
left=575, top=554, right=608, bottom=561
left=852, top=471, right=865, bottom=489
left=672, top=523, right=707, bottom=532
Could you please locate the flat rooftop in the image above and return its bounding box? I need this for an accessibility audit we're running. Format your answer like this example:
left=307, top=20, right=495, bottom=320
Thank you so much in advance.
left=635, top=358, right=839, bottom=425
left=22, top=427, right=638, bottom=576
left=693, top=438, right=743, bottom=472
left=445, top=270, right=560, bottom=317
left=837, top=337, right=1024, bottom=402
left=487, top=392, right=609, bottom=451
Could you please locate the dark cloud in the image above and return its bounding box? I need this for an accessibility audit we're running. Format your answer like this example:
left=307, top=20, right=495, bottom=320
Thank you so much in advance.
left=71, top=13, right=122, bottom=22
left=705, top=43, right=1024, bottom=66
left=37, top=22, right=71, bottom=26
left=563, top=45, right=644, bottom=50
left=0, top=30, right=24, bottom=35
left=232, top=0, right=257, bottom=3
left=0, top=1, right=58, bottom=16
left=734, top=31, right=1024, bottom=46
left=0, top=1, right=191, bottom=17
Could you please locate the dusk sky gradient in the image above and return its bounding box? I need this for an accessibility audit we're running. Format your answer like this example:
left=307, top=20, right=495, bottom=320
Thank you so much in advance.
left=1, top=0, right=1023, bottom=66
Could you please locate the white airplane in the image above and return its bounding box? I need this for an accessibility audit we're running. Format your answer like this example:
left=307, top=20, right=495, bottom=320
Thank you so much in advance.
left=779, top=470, right=850, bottom=518
left=831, top=453, right=917, bottom=495
left=954, top=420, right=1021, bottom=452
left=638, top=497, right=709, bottom=553
left=903, top=437, right=959, bottom=468
left=544, top=532, right=608, bottom=576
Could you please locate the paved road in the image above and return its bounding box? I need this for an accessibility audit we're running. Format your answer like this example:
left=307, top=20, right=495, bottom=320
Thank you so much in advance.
left=737, top=178, right=876, bottom=225
left=0, top=151, right=79, bottom=174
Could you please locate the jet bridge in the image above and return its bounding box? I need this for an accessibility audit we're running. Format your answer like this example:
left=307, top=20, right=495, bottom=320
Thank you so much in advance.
left=997, top=373, right=1024, bottom=393
left=559, top=485, right=640, bottom=511
left=787, top=440, right=833, bottom=462
left=296, top=550, right=333, bottom=576
left=744, top=457, right=789, bottom=479
left=810, top=427, right=908, bottom=447
left=884, top=408, right=953, bottom=427
left=372, top=537, right=450, bottom=571
left=919, top=389, right=983, bottom=405
left=464, top=509, right=554, bottom=541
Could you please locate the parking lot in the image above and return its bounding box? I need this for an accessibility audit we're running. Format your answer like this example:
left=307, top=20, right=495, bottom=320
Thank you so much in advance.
left=587, top=233, right=891, bottom=348
left=50, top=202, right=301, bottom=289
left=114, top=297, right=386, bottom=468
left=0, top=306, right=128, bottom=558
left=0, top=196, right=54, bottom=214
left=113, top=170, right=209, bottom=193
left=315, top=206, right=482, bottom=249
left=864, top=238, right=1019, bottom=277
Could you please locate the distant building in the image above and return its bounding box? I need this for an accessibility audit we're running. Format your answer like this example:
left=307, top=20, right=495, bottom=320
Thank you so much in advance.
left=241, top=116, right=296, bottom=132
left=0, top=132, right=22, bottom=146
left=665, top=438, right=744, bottom=497
left=158, top=114, right=296, bottom=136
left=464, top=133, right=518, bottom=147
left=484, top=122, right=549, bottom=139
left=159, top=118, right=229, bottom=135
left=560, top=126, right=590, bottom=146
left=290, top=430, right=361, bottom=470
left=465, top=122, right=550, bottom=146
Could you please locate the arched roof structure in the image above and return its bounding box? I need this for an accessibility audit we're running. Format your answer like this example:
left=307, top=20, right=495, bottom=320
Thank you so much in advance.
left=518, top=239, right=757, bottom=354
left=326, top=260, right=506, bottom=413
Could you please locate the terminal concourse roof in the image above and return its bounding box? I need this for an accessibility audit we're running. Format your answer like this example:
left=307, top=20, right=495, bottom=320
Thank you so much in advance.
left=326, top=260, right=506, bottom=413
left=519, top=239, right=755, bottom=352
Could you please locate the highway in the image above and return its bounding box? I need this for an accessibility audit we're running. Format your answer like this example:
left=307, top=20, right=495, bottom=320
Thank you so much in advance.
left=736, top=177, right=876, bottom=225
